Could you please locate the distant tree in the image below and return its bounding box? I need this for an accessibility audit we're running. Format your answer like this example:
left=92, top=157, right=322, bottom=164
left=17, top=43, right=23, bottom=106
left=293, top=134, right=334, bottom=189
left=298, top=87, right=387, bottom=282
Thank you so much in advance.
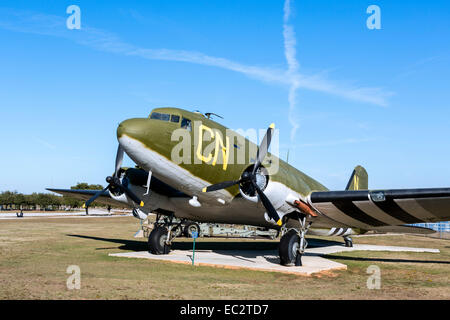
left=67, top=182, right=104, bottom=208
left=71, top=182, right=104, bottom=190
left=28, top=193, right=40, bottom=210
left=13, top=193, right=25, bottom=209
left=0, top=191, right=19, bottom=210
left=61, top=196, right=83, bottom=209
left=37, top=193, right=51, bottom=209
left=0, top=188, right=114, bottom=211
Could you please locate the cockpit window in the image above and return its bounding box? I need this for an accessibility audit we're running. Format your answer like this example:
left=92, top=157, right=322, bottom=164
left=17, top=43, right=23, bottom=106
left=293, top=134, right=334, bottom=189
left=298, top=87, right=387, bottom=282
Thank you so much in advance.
left=181, top=117, right=192, bottom=131
left=150, top=112, right=170, bottom=121
left=170, top=115, right=180, bottom=123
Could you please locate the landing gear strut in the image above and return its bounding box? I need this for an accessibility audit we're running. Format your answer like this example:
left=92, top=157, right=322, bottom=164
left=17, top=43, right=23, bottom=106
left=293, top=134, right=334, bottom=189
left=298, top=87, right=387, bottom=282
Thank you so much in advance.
left=148, top=213, right=183, bottom=255
left=279, top=213, right=312, bottom=266
left=344, top=236, right=353, bottom=247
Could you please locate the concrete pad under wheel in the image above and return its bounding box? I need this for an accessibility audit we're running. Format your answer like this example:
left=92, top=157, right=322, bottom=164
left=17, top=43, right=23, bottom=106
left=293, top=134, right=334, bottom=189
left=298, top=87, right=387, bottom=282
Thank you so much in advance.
left=110, top=249, right=347, bottom=276
left=109, top=242, right=439, bottom=276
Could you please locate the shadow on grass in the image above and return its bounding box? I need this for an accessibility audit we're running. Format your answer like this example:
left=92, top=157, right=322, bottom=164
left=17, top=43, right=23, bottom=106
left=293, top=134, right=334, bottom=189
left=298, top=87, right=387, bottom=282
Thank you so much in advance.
left=67, top=234, right=285, bottom=265
left=67, top=234, right=344, bottom=252
left=325, top=254, right=450, bottom=265
left=67, top=234, right=148, bottom=251
left=67, top=234, right=450, bottom=266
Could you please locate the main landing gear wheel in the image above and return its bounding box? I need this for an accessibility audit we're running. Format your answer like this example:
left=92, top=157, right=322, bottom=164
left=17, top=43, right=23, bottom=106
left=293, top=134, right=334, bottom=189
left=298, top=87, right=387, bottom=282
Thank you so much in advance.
left=183, top=222, right=200, bottom=238
left=279, top=230, right=300, bottom=266
left=279, top=213, right=312, bottom=267
left=148, top=226, right=171, bottom=255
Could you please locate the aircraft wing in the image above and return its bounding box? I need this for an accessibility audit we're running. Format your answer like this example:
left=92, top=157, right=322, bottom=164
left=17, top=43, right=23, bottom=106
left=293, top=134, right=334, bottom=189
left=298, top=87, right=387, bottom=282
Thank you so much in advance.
left=46, top=188, right=128, bottom=208
left=309, top=188, right=450, bottom=229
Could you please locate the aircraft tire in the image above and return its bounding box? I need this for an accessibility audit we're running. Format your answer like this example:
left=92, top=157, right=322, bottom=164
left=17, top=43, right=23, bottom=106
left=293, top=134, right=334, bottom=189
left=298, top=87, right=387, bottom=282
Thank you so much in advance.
left=344, top=238, right=353, bottom=247
left=148, top=226, right=171, bottom=255
left=183, top=222, right=200, bottom=238
left=279, top=229, right=300, bottom=266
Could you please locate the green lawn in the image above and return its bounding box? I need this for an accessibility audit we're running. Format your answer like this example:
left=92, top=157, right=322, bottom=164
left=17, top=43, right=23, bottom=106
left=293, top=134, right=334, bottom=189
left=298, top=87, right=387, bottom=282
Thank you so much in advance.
left=0, top=216, right=449, bottom=299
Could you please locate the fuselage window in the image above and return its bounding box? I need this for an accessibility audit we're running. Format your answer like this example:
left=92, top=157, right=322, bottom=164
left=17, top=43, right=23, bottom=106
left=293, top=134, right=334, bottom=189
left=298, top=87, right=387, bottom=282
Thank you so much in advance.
left=170, top=115, right=180, bottom=123
left=150, top=112, right=170, bottom=121
left=181, top=117, right=192, bottom=131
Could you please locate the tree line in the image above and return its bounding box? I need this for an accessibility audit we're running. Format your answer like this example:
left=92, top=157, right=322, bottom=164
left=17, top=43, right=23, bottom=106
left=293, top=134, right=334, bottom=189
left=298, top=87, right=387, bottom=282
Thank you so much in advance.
left=0, top=183, right=107, bottom=211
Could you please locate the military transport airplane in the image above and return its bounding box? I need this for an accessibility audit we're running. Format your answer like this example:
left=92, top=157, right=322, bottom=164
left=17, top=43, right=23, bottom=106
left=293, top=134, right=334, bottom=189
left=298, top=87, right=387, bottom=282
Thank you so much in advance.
left=48, top=107, right=450, bottom=266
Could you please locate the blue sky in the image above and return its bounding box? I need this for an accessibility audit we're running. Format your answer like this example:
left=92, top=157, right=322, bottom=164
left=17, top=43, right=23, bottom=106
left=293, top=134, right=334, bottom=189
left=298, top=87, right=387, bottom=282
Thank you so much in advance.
left=0, top=0, right=449, bottom=194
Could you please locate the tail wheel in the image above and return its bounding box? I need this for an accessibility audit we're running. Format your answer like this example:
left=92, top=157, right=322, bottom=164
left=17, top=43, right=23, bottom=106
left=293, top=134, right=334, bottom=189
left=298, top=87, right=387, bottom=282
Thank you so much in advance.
left=148, top=226, right=171, bottom=255
left=183, top=222, right=200, bottom=238
left=344, top=237, right=353, bottom=247
left=279, top=229, right=300, bottom=266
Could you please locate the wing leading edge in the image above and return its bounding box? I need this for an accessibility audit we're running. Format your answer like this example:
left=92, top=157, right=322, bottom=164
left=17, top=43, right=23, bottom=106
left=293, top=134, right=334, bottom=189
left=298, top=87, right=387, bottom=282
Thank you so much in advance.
left=309, top=188, right=450, bottom=230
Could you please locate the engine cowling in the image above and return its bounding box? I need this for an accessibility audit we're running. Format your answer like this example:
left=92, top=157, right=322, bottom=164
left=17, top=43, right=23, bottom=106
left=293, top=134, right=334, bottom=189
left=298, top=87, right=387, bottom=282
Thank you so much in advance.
left=107, top=167, right=169, bottom=219
left=239, top=165, right=269, bottom=203
left=107, top=168, right=136, bottom=205
left=238, top=165, right=297, bottom=224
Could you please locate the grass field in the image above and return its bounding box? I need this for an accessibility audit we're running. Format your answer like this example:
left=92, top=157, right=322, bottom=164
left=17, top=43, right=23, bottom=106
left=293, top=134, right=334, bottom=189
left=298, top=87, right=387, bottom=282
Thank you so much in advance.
left=0, top=216, right=449, bottom=299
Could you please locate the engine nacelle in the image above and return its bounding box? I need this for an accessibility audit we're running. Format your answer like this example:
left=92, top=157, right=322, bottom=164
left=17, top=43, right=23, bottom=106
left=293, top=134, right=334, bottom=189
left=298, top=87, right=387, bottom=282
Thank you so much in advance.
left=108, top=167, right=171, bottom=219
left=132, top=208, right=148, bottom=220
left=238, top=165, right=299, bottom=224
left=263, top=180, right=299, bottom=220
left=108, top=190, right=132, bottom=206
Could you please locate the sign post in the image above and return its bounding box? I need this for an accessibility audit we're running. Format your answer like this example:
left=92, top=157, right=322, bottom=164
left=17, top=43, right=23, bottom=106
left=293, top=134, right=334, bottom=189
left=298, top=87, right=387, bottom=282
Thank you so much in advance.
left=191, top=231, right=198, bottom=266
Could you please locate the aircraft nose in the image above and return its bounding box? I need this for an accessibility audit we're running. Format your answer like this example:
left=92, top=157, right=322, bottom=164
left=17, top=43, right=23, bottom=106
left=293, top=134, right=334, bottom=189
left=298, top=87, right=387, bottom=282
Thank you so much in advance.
left=117, top=118, right=151, bottom=141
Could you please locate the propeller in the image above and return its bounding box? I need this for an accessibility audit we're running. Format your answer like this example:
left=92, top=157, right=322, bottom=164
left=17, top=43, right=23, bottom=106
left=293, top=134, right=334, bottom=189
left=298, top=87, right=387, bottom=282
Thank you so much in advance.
left=202, top=123, right=281, bottom=226
left=83, top=145, right=144, bottom=210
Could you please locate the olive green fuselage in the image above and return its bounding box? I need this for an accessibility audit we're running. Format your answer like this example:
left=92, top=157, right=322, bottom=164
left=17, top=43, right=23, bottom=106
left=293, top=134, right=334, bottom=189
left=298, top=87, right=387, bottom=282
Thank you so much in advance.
left=117, top=107, right=340, bottom=229
left=118, top=107, right=328, bottom=195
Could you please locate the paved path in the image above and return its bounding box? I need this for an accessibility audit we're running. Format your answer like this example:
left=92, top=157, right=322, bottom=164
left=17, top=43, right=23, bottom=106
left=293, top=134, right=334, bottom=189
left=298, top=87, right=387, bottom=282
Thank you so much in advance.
left=0, top=209, right=131, bottom=219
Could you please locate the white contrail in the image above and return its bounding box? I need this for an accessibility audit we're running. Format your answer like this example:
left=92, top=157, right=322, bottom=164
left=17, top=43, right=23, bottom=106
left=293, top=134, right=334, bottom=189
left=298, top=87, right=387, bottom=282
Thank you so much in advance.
left=283, top=0, right=301, bottom=141
left=32, top=137, right=56, bottom=150
left=0, top=7, right=393, bottom=120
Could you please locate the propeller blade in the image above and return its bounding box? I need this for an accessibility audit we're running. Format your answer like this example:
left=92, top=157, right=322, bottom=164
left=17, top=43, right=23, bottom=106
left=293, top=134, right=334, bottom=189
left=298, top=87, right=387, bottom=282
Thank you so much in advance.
left=83, top=185, right=110, bottom=209
left=202, top=180, right=241, bottom=193
left=114, top=145, right=124, bottom=178
left=251, top=179, right=281, bottom=226
left=252, top=123, right=275, bottom=175
left=118, top=184, right=144, bottom=207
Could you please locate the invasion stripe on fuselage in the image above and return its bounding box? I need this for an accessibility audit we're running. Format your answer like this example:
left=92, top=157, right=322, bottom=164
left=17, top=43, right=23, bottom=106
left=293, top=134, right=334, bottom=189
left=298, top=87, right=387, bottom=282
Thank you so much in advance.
left=331, top=228, right=342, bottom=236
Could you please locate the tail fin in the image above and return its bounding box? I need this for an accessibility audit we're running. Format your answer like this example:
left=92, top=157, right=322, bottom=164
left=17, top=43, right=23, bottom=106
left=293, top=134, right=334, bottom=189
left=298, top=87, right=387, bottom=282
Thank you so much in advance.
left=345, top=165, right=368, bottom=190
